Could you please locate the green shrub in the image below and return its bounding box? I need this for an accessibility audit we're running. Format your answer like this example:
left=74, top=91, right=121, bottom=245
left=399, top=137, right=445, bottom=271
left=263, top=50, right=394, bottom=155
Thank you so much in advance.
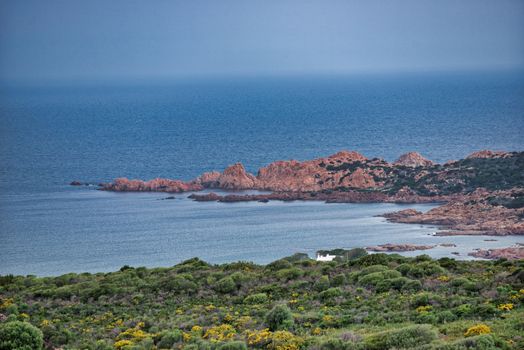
left=319, top=338, right=354, bottom=350
left=421, top=334, right=508, bottom=350
left=314, top=276, right=330, bottom=291
left=266, top=259, right=292, bottom=271
left=230, top=271, right=252, bottom=287
left=354, top=253, right=392, bottom=266
left=216, top=341, right=247, bottom=350
left=358, top=270, right=401, bottom=288
left=359, top=264, right=389, bottom=276
left=0, top=321, right=44, bottom=350
left=165, top=275, right=197, bottom=293
left=244, top=293, right=268, bottom=304
left=319, top=287, right=343, bottom=300
left=402, top=279, right=422, bottom=291
left=364, top=325, right=437, bottom=350
left=331, top=273, right=346, bottom=286
left=265, top=304, right=294, bottom=331
left=214, top=276, right=236, bottom=294
left=157, top=330, right=182, bottom=348
left=276, top=268, right=304, bottom=281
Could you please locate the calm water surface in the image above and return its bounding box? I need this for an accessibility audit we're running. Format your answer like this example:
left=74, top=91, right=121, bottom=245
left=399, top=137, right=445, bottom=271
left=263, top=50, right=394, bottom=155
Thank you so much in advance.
left=1, top=72, right=523, bottom=275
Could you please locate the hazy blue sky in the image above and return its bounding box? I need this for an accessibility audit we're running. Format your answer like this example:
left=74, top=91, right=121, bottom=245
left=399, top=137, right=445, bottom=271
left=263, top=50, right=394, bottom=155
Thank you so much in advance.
left=1, top=0, right=523, bottom=83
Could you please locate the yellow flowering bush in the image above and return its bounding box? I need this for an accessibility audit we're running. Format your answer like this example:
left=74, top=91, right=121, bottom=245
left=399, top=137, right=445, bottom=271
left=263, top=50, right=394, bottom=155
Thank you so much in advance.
left=116, top=322, right=149, bottom=341
left=268, top=330, right=304, bottom=350
left=191, top=325, right=203, bottom=334
left=437, top=275, right=450, bottom=282
left=416, top=305, right=433, bottom=313
left=246, top=328, right=272, bottom=347
left=464, top=324, right=491, bottom=337
left=204, top=324, right=236, bottom=342
left=234, top=315, right=253, bottom=330
left=114, top=339, right=133, bottom=349
left=498, top=303, right=514, bottom=311
left=0, top=298, right=14, bottom=309
left=183, top=332, right=192, bottom=342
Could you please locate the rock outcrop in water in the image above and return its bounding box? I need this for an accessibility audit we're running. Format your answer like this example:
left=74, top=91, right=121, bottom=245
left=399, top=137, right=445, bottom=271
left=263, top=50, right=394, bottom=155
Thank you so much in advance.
left=468, top=247, right=524, bottom=260
left=91, top=149, right=524, bottom=236
left=98, top=150, right=523, bottom=195
left=101, top=177, right=203, bottom=193
left=383, top=188, right=524, bottom=236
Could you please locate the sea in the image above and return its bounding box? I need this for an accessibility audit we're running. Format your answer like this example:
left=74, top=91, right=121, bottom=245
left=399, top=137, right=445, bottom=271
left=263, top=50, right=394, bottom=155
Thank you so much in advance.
left=1, top=71, right=523, bottom=276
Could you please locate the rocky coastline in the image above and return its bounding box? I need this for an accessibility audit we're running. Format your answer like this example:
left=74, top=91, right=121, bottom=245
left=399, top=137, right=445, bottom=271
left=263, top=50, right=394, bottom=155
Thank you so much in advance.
left=76, top=149, right=523, bottom=237
left=468, top=247, right=524, bottom=260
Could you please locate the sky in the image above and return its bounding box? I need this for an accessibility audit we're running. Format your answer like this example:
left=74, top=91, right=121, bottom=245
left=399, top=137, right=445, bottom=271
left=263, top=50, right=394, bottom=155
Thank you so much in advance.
left=0, top=0, right=523, bottom=83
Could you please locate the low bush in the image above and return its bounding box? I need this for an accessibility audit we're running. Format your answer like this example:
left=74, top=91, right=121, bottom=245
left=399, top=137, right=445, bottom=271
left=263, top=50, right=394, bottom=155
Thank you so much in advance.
left=0, top=321, right=44, bottom=350
left=265, top=304, right=294, bottom=331
left=364, top=324, right=437, bottom=350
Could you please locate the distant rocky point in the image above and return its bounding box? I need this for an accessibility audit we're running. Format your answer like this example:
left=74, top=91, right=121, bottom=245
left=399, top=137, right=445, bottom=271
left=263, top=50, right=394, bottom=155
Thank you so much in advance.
left=72, top=149, right=524, bottom=237
left=468, top=247, right=524, bottom=260
left=366, top=243, right=436, bottom=252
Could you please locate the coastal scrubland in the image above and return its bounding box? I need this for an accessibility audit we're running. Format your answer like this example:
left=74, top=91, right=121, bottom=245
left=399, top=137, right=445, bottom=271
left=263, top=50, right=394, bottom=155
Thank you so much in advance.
left=1, top=251, right=523, bottom=350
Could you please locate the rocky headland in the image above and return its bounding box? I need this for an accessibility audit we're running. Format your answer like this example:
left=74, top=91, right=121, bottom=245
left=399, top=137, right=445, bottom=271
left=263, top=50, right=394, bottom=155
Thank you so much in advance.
left=468, top=247, right=524, bottom=260
left=365, top=243, right=436, bottom=252
left=85, top=150, right=524, bottom=237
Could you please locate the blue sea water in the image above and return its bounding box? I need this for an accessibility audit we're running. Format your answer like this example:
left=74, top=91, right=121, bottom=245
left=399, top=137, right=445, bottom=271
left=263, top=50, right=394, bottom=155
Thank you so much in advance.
left=1, top=72, right=523, bottom=276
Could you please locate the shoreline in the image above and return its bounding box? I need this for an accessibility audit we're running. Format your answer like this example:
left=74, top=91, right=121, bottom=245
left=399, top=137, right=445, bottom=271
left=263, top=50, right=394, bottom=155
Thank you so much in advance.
left=73, top=149, right=524, bottom=237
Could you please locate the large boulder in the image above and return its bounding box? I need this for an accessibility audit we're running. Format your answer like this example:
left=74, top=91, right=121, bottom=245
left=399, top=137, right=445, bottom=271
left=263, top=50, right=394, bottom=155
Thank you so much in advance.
left=216, top=163, right=257, bottom=190
left=394, top=152, right=434, bottom=167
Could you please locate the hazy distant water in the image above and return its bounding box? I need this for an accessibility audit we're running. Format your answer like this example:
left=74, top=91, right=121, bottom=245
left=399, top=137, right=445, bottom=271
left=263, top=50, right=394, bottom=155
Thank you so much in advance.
left=1, top=72, right=523, bottom=275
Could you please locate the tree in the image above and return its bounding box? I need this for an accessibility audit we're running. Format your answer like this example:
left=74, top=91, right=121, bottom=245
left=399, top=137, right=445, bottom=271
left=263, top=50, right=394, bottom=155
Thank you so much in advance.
left=265, top=304, right=294, bottom=331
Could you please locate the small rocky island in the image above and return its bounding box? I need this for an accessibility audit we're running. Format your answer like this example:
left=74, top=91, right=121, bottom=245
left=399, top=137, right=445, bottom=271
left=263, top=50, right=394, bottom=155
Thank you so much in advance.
left=75, top=149, right=524, bottom=258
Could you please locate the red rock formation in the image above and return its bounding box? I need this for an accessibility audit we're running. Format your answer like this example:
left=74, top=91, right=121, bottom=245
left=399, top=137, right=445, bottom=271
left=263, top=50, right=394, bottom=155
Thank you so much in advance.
left=102, top=177, right=203, bottom=193
left=197, top=171, right=221, bottom=188
left=383, top=189, right=524, bottom=236
left=394, top=152, right=434, bottom=167
left=466, top=150, right=509, bottom=159
left=468, top=247, right=524, bottom=260
left=216, top=163, right=257, bottom=190
left=343, top=168, right=376, bottom=188
left=256, top=150, right=369, bottom=191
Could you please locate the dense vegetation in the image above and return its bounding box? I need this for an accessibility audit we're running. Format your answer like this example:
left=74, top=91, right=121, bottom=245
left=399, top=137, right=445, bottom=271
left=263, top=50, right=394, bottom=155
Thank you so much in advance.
left=1, top=252, right=523, bottom=350
left=324, top=152, right=524, bottom=196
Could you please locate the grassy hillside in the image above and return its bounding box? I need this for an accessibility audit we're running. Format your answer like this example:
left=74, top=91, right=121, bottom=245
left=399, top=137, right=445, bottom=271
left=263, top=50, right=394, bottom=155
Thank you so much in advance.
left=1, top=252, right=523, bottom=350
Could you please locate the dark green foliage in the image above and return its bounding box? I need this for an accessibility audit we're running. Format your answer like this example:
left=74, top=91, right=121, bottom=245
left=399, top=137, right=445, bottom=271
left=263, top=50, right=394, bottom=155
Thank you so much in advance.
left=216, top=341, right=247, bottom=350
left=364, top=325, right=437, bottom=349
left=265, top=304, right=294, bottom=331
left=276, top=267, right=304, bottom=281
left=214, top=276, right=236, bottom=294
left=318, top=287, right=342, bottom=301
left=0, top=253, right=522, bottom=349
left=157, top=330, right=183, bottom=348
left=422, top=335, right=509, bottom=350
left=266, top=259, right=293, bottom=271
left=0, top=321, right=43, bottom=350
left=314, top=276, right=330, bottom=291
left=331, top=273, right=346, bottom=286
left=243, top=293, right=268, bottom=304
